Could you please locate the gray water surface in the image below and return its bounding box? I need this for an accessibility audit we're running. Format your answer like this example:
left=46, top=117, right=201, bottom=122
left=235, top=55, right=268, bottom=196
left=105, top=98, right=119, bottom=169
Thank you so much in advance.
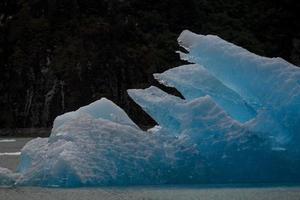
left=1, top=186, right=300, bottom=200
left=0, top=137, right=32, bottom=170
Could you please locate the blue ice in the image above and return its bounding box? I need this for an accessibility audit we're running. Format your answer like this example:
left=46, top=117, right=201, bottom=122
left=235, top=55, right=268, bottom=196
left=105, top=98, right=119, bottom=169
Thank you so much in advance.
left=177, top=30, right=300, bottom=140
left=2, top=30, right=299, bottom=187
left=154, top=64, right=256, bottom=122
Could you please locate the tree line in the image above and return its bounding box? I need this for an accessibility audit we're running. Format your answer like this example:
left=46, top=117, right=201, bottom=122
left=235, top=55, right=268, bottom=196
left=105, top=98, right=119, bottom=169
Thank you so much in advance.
left=0, top=0, right=299, bottom=129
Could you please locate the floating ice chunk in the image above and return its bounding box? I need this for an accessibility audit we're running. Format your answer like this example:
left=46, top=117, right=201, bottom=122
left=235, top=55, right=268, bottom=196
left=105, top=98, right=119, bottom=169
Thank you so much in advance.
left=154, top=64, right=256, bottom=122
left=0, top=167, right=19, bottom=187
left=178, top=30, right=300, bottom=139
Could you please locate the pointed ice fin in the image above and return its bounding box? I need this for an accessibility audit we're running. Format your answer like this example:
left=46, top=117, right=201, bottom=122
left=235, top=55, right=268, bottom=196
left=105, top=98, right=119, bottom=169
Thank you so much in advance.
left=128, top=86, right=243, bottom=135
left=178, top=30, right=300, bottom=139
left=154, top=64, right=256, bottom=122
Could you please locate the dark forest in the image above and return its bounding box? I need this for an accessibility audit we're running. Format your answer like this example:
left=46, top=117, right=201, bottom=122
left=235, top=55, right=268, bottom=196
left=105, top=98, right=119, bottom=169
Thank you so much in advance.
left=0, top=0, right=299, bottom=130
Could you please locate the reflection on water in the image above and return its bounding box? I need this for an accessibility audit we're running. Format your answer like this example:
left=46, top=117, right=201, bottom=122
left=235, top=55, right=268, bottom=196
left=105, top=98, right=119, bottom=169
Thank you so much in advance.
left=1, top=186, right=300, bottom=200
left=0, top=152, right=21, bottom=156
left=0, top=139, right=16, bottom=143
left=0, top=138, right=33, bottom=170
left=0, top=138, right=20, bottom=156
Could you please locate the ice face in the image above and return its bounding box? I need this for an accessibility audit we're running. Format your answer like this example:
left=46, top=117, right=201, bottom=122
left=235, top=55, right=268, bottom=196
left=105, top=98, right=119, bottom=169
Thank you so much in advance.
left=16, top=90, right=278, bottom=187
left=17, top=118, right=166, bottom=187
left=128, top=86, right=244, bottom=136
left=177, top=30, right=300, bottom=140
left=127, top=86, right=265, bottom=159
left=16, top=99, right=204, bottom=187
left=5, top=30, right=299, bottom=187
left=154, top=64, right=256, bottom=123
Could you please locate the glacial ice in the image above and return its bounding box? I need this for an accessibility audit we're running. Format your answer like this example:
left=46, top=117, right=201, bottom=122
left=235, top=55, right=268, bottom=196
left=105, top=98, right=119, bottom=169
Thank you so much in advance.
left=127, top=86, right=245, bottom=136
left=177, top=30, right=300, bottom=141
left=16, top=99, right=204, bottom=186
left=1, top=30, right=299, bottom=187
left=52, top=98, right=138, bottom=133
left=154, top=64, right=256, bottom=123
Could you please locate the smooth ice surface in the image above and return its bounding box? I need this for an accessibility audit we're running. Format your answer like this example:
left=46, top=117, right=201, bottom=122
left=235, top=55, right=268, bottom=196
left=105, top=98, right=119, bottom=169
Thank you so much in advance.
left=4, top=30, right=299, bottom=187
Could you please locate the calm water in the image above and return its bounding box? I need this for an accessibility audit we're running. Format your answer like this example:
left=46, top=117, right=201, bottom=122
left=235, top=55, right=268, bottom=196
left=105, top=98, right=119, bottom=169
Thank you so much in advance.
left=0, top=137, right=32, bottom=170
left=0, top=186, right=300, bottom=200
left=1, top=138, right=300, bottom=200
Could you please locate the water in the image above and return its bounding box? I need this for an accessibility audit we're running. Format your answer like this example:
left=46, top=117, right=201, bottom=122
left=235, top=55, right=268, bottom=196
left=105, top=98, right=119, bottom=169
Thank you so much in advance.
left=0, top=186, right=300, bottom=200
left=0, top=138, right=32, bottom=170
left=0, top=139, right=20, bottom=156
left=0, top=152, right=21, bottom=156
left=1, top=138, right=300, bottom=200
left=0, top=139, right=16, bottom=143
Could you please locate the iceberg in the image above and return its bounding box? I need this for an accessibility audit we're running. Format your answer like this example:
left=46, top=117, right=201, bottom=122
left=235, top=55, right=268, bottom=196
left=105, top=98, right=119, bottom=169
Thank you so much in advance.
left=1, top=30, right=299, bottom=187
